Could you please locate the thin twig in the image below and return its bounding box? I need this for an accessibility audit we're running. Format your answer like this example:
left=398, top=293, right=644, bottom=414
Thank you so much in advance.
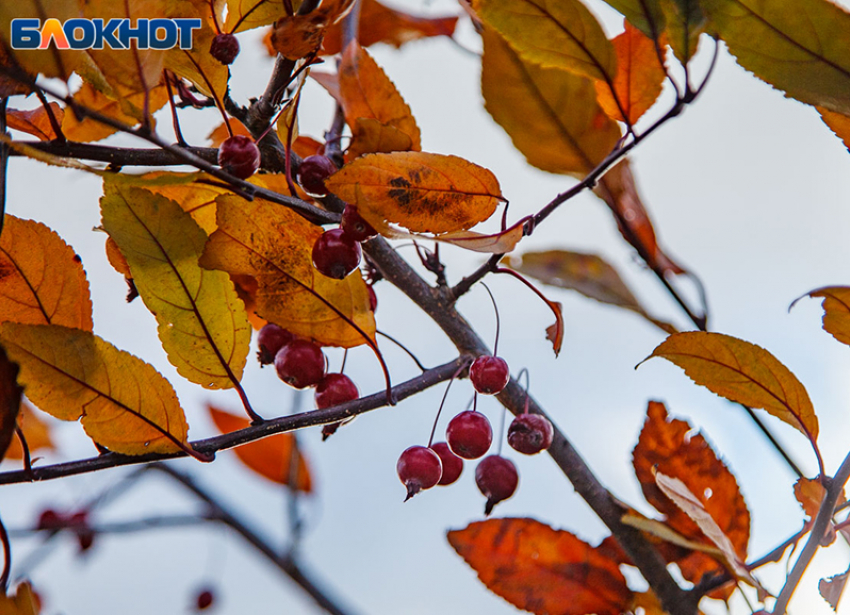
left=0, top=97, right=7, bottom=240
left=0, top=513, right=10, bottom=590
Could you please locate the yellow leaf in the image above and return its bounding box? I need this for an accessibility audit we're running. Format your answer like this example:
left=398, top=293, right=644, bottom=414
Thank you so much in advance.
left=0, top=1, right=82, bottom=81
left=62, top=82, right=168, bottom=143
left=101, top=183, right=251, bottom=390
left=804, top=286, right=850, bottom=347
left=474, top=0, right=616, bottom=82
left=0, top=323, right=190, bottom=456
left=325, top=152, right=502, bottom=234
left=164, top=15, right=229, bottom=101
left=644, top=331, right=819, bottom=443
left=481, top=29, right=621, bottom=177
left=701, top=0, right=850, bottom=116
left=226, top=0, right=294, bottom=33
left=200, top=194, right=375, bottom=348
left=0, top=581, right=40, bottom=615
left=338, top=41, right=421, bottom=157
left=0, top=215, right=93, bottom=331
left=3, top=400, right=55, bottom=461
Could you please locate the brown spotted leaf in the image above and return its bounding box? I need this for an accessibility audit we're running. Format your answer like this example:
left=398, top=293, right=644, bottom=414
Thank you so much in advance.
left=0, top=215, right=93, bottom=331
left=325, top=152, right=502, bottom=235
left=448, top=518, right=632, bottom=615
left=6, top=104, right=64, bottom=141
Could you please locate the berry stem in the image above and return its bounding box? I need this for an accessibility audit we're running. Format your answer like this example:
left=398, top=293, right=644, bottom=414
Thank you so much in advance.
left=14, top=426, right=33, bottom=476
left=340, top=349, right=348, bottom=374
left=480, top=282, right=500, bottom=355
left=0, top=513, right=9, bottom=591
left=496, top=404, right=507, bottom=456
left=427, top=362, right=471, bottom=448
left=376, top=330, right=427, bottom=372
left=516, top=367, right=530, bottom=414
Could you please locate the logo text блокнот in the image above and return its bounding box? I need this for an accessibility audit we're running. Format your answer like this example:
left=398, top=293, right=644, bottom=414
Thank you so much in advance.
left=10, top=18, right=202, bottom=50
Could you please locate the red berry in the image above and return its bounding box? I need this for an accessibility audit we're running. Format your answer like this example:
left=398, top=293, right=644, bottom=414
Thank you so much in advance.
left=209, top=32, right=239, bottom=65
left=218, top=135, right=260, bottom=179
left=397, top=445, right=442, bottom=501
left=312, top=228, right=362, bottom=279
left=195, top=588, right=215, bottom=610
left=315, top=373, right=359, bottom=408
left=298, top=155, right=337, bottom=196
left=274, top=340, right=325, bottom=388
left=469, top=355, right=510, bottom=395
left=430, top=442, right=463, bottom=486
left=476, top=455, right=518, bottom=515
left=507, top=414, right=554, bottom=455
left=446, top=411, right=492, bottom=459
left=340, top=205, right=377, bottom=242
left=367, top=285, right=377, bottom=312
left=69, top=510, right=95, bottom=552
left=257, top=323, right=293, bottom=365
left=36, top=509, right=64, bottom=530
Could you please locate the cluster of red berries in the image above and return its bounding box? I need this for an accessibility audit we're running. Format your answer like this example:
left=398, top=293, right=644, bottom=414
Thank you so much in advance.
left=36, top=508, right=95, bottom=552
left=257, top=323, right=360, bottom=412
left=397, top=355, right=554, bottom=515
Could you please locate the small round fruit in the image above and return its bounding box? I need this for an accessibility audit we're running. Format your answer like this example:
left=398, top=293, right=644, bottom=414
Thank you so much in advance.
left=218, top=135, right=260, bottom=179
left=340, top=205, right=377, bottom=242
left=209, top=32, right=240, bottom=65
left=507, top=414, right=554, bottom=455
left=298, top=155, right=337, bottom=196
left=397, top=445, right=442, bottom=501
left=274, top=340, right=325, bottom=389
left=195, top=588, right=215, bottom=610
left=469, top=355, right=510, bottom=395
left=312, top=228, right=362, bottom=279
left=315, top=373, right=359, bottom=409
left=36, top=509, right=63, bottom=530
left=70, top=510, right=95, bottom=552
left=476, top=455, right=519, bottom=515
left=430, top=442, right=463, bottom=486
left=257, top=323, right=294, bottom=365
left=446, top=411, right=492, bottom=459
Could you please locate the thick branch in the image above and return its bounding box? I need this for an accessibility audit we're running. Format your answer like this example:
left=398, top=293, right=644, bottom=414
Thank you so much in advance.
left=11, top=140, right=218, bottom=166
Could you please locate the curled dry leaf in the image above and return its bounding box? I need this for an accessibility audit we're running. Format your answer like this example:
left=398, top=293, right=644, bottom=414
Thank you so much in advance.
left=101, top=183, right=251, bottom=391
left=0, top=323, right=191, bottom=457
left=208, top=405, right=312, bottom=492
left=644, top=332, right=820, bottom=447
left=800, top=286, right=850, bottom=347
left=0, top=215, right=93, bottom=331
left=448, top=518, right=632, bottom=615
left=325, top=152, right=502, bottom=235
left=820, top=568, right=850, bottom=611
left=794, top=476, right=844, bottom=545
left=3, top=400, right=55, bottom=462
left=6, top=104, right=64, bottom=141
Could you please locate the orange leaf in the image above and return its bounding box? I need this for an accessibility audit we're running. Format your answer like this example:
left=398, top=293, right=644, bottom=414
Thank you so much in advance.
left=200, top=194, right=375, bottom=348
left=448, top=518, right=632, bottom=615
left=794, top=476, right=844, bottom=545
left=0, top=344, right=22, bottom=462
left=819, top=107, right=850, bottom=152
left=207, top=118, right=252, bottom=147
left=61, top=82, right=168, bottom=143
left=3, top=400, right=55, bottom=462
left=0, top=581, right=40, bottom=615
left=595, top=159, right=687, bottom=275
left=325, top=152, right=502, bottom=234
left=338, top=41, right=421, bottom=158
left=270, top=0, right=355, bottom=59
left=594, top=22, right=666, bottom=124
left=0, top=215, right=93, bottom=331
left=0, top=1, right=82, bottom=81
left=644, top=332, right=819, bottom=444
left=379, top=217, right=525, bottom=254
left=6, top=104, right=64, bottom=141
left=801, top=286, right=850, bottom=347
left=105, top=236, right=132, bottom=278
left=208, top=405, right=312, bottom=492
left=322, top=0, right=459, bottom=55
left=633, top=401, right=750, bottom=591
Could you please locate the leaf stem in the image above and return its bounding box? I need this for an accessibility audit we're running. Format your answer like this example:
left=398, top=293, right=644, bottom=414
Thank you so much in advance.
left=0, top=513, right=9, bottom=591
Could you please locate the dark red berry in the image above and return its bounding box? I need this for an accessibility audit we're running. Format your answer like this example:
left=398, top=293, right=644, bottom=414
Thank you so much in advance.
left=274, top=339, right=325, bottom=388
left=397, top=445, right=442, bottom=501
left=312, top=228, right=362, bottom=279
left=430, top=442, right=463, bottom=486
left=340, top=205, right=377, bottom=242
left=209, top=32, right=240, bottom=65
left=218, top=135, right=260, bottom=179
left=446, top=411, right=492, bottom=459
left=257, top=323, right=294, bottom=365
left=469, top=355, right=510, bottom=395
left=36, top=509, right=64, bottom=530
left=507, top=413, right=554, bottom=455
left=298, top=155, right=338, bottom=196
left=476, top=455, right=518, bottom=515
left=367, top=285, right=377, bottom=312
left=195, top=588, right=215, bottom=610
left=315, top=373, right=359, bottom=408
left=69, top=511, right=95, bottom=552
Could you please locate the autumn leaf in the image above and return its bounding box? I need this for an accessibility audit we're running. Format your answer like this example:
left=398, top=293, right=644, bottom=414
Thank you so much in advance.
left=270, top=0, right=354, bottom=59
left=819, top=108, right=850, bottom=152
left=594, top=159, right=687, bottom=275
left=448, top=518, right=632, bottom=615
left=799, top=286, right=850, bottom=347
left=101, top=183, right=251, bottom=391
left=322, top=0, right=459, bottom=55
left=474, top=0, right=616, bottom=83
left=794, top=476, right=844, bottom=545
left=0, top=46, right=33, bottom=97
left=701, top=0, right=850, bottom=117
left=200, top=194, right=375, bottom=348
left=337, top=41, right=421, bottom=159
left=632, top=401, right=750, bottom=591
left=3, top=400, right=55, bottom=462
left=6, top=104, right=64, bottom=141
left=226, top=0, right=294, bottom=33
left=0, top=344, right=22, bottom=462
left=481, top=28, right=621, bottom=177
left=0, top=581, right=40, bottom=615
left=643, top=332, right=819, bottom=445
left=62, top=82, right=168, bottom=143
left=598, top=0, right=666, bottom=40
left=208, top=405, right=312, bottom=491
left=325, top=152, right=502, bottom=235
left=820, top=569, right=850, bottom=611
left=505, top=250, right=676, bottom=334
left=660, top=0, right=705, bottom=65
left=0, top=323, right=192, bottom=457
left=164, top=12, right=229, bottom=102
left=208, top=118, right=253, bottom=147
left=595, top=23, right=666, bottom=125
left=0, top=0, right=82, bottom=81
left=0, top=215, right=93, bottom=331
